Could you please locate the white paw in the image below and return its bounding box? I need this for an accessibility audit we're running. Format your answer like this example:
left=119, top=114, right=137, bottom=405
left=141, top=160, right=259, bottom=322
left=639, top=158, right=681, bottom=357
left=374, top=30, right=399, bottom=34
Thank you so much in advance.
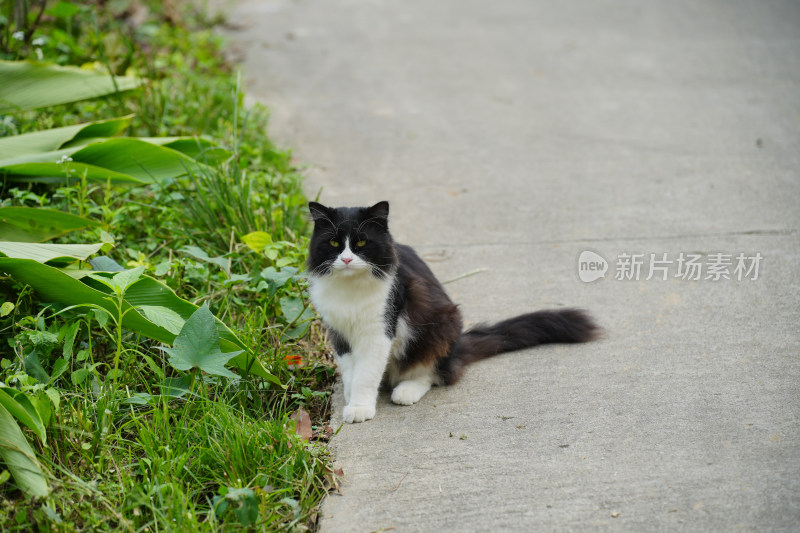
left=391, top=381, right=430, bottom=405
left=342, top=404, right=376, bottom=423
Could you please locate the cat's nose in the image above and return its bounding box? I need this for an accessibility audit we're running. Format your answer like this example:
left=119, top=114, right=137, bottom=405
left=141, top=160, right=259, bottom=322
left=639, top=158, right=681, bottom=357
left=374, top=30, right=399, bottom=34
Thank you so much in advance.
left=342, top=257, right=353, bottom=265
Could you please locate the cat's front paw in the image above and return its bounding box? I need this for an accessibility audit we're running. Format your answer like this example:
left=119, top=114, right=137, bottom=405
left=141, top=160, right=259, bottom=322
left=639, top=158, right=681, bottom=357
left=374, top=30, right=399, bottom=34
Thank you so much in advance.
left=342, top=404, right=376, bottom=423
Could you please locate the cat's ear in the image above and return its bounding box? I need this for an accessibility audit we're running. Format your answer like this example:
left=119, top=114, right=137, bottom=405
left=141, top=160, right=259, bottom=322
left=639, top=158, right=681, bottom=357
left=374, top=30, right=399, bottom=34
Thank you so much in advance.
left=367, top=201, right=390, bottom=222
left=308, top=202, right=332, bottom=223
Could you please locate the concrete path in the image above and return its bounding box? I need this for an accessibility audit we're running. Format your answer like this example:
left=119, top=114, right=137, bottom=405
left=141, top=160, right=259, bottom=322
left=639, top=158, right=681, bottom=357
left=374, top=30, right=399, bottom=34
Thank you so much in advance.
left=225, top=1, right=800, bottom=530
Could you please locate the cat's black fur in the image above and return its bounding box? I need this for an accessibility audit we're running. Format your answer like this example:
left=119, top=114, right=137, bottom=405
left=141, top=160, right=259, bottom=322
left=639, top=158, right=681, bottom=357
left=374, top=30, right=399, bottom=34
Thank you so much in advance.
left=307, top=200, right=598, bottom=389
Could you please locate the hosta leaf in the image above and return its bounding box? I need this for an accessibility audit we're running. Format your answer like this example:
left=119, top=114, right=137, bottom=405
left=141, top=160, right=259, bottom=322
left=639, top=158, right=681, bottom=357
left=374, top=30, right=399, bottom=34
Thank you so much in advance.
left=0, top=401, right=49, bottom=497
left=144, top=137, right=231, bottom=164
left=0, top=116, right=132, bottom=160
left=0, top=388, right=47, bottom=444
left=0, top=242, right=104, bottom=264
left=0, top=207, right=102, bottom=242
left=0, top=60, right=140, bottom=113
left=0, top=161, right=144, bottom=184
left=0, top=139, right=203, bottom=185
left=68, top=138, right=201, bottom=183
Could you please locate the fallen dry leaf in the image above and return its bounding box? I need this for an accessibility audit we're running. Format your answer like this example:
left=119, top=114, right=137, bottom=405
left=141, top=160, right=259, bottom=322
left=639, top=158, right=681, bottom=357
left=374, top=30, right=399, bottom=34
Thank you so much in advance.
left=290, top=408, right=313, bottom=441
left=323, top=466, right=344, bottom=494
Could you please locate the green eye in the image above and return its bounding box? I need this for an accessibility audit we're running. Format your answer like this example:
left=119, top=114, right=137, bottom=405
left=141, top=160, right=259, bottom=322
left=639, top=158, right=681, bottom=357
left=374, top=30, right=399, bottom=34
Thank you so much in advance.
left=329, top=240, right=339, bottom=248
left=356, top=240, right=367, bottom=247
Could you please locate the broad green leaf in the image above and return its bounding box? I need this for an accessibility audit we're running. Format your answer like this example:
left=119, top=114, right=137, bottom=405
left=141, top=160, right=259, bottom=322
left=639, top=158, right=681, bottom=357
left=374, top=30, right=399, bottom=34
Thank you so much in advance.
left=242, top=231, right=272, bottom=252
left=181, top=246, right=230, bottom=272
left=0, top=401, right=49, bottom=497
left=282, top=319, right=312, bottom=341
left=260, top=266, right=300, bottom=299
left=99, top=265, right=145, bottom=294
left=67, top=138, right=201, bottom=183
left=280, top=296, right=308, bottom=325
left=49, top=358, right=69, bottom=384
left=158, top=376, right=193, bottom=398
left=71, top=364, right=100, bottom=386
left=87, top=256, right=125, bottom=272
left=137, top=305, right=185, bottom=335
left=0, top=161, right=144, bottom=185
left=59, top=116, right=134, bottom=149
left=61, top=321, right=80, bottom=358
left=27, top=393, right=52, bottom=430
left=0, top=302, right=13, bottom=317
left=0, top=242, right=104, bottom=264
left=0, top=129, right=217, bottom=185
left=160, top=304, right=242, bottom=379
left=0, top=207, right=102, bottom=242
left=44, top=389, right=60, bottom=412
left=275, top=257, right=294, bottom=268
left=92, top=309, right=110, bottom=328
left=57, top=265, right=104, bottom=279
left=154, top=261, right=171, bottom=276
left=0, top=60, right=140, bottom=113
left=47, top=1, right=81, bottom=18
left=0, top=116, right=132, bottom=160
left=0, top=139, right=202, bottom=185
left=26, top=331, right=59, bottom=345
left=0, top=388, right=46, bottom=444
left=144, top=137, right=231, bottom=164
left=261, top=266, right=295, bottom=288
left=0, top=258, right=280, bottom=385
left=222, top=273, right=251, bottom=286
left=22, top=351, right=50, bottom=384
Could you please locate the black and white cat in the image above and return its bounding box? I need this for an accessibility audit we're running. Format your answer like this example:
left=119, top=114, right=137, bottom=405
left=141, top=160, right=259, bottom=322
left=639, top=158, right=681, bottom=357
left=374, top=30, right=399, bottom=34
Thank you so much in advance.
left=307, top=201, right=598, bottom=423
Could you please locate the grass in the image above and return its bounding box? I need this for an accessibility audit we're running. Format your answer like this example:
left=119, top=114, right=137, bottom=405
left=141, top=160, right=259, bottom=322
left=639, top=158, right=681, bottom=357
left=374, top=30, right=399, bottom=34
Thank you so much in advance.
left=0, top=1, right=335, bottom=530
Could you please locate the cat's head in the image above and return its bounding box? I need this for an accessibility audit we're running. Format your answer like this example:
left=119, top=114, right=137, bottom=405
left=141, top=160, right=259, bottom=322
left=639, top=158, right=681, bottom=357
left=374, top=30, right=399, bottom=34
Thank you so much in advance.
left=307, top=201, right=397, bottom=279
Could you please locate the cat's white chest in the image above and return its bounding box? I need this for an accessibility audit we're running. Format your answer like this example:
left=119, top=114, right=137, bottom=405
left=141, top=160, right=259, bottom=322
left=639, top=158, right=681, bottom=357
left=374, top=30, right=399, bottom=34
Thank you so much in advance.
left=309, top=273, right=395, bottom=341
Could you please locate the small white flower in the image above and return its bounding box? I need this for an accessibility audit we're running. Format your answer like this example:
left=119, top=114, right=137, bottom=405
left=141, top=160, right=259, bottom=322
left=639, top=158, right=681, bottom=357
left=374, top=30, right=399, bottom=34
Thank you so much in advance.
left=57, top=155, right=73, bottom=164
left=32, top=37, right=46, bottom=47
left=12, top=31, right=24, bottom=41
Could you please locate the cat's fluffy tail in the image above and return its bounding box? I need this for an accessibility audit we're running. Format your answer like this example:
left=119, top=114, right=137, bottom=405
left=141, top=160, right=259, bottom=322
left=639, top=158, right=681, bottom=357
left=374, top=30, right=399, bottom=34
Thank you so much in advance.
left=436, top=309, right=599, bottom=385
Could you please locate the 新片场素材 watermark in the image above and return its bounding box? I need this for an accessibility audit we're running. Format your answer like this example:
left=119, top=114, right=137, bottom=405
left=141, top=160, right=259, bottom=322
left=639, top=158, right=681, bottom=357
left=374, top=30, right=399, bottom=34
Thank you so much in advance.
left=578, top=251, right=762, bottom=283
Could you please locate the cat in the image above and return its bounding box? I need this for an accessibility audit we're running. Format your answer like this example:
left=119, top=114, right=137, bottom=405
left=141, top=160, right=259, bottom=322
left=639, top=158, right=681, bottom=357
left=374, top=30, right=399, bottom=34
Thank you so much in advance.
left=306, top=201, right=598, bottom=423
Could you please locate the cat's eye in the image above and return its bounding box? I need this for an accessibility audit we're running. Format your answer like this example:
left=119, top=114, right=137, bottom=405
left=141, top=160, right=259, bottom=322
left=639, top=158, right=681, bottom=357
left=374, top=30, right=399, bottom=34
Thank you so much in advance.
left=329, top=240, right=340, bottom=248
left=356, top=239, right=367, bottom=247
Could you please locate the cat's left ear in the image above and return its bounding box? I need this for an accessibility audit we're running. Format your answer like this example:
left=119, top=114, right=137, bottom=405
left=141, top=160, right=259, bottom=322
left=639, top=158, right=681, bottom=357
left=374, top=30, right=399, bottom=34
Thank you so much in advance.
left=308, top=202, right=332, bottom=223
left=367, top=201, right=389, bottom=222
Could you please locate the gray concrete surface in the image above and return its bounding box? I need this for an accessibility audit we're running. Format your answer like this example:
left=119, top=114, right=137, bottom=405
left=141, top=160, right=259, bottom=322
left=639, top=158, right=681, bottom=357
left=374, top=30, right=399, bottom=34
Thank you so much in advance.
left=224, top=1, right=800, bottom=530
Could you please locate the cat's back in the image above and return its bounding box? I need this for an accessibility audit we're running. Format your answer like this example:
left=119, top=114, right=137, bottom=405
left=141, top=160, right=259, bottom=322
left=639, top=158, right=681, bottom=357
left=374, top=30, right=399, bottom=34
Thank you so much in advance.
left=394, top=243, right=456, bottom=308
left=395, top=243, right=437, bottom=281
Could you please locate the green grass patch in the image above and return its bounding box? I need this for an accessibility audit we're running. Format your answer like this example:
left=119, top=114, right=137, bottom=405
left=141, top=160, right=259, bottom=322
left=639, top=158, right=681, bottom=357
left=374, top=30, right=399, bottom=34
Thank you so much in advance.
left=1, top=1, right=335, bottom=530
